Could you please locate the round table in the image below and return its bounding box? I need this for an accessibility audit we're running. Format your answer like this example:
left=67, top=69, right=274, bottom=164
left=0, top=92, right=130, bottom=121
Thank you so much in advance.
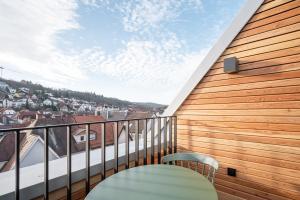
left=85, top=164, right=218, bottom=200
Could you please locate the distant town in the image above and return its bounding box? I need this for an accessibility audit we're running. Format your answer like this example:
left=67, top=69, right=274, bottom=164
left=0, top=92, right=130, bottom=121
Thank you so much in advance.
left=0, top=78, right=166, bottom=172
left=0, top=78, right=166, bottom=118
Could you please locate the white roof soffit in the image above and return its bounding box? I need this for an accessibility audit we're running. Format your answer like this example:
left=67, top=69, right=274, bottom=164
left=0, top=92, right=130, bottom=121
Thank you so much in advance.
left=164, top=0, right=264, bottom=116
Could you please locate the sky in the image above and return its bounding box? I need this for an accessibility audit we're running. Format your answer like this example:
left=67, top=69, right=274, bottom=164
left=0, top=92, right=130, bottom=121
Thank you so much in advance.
left=0, top=0, right=246, bottom=104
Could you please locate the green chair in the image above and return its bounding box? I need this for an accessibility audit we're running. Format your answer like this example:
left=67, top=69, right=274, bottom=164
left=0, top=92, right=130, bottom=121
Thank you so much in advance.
left=162, top=153, right=219, bottom=184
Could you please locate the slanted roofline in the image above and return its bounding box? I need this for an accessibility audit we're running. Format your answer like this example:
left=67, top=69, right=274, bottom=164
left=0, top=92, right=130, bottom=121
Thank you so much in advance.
left=164, top=0, right=264, bottom=116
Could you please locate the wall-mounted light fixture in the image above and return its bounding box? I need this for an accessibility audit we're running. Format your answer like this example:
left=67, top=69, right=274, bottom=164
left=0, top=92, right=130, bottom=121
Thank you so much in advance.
left=224, top=57, right=239, bottom=73
left=227, top=167, right=237, bottom=177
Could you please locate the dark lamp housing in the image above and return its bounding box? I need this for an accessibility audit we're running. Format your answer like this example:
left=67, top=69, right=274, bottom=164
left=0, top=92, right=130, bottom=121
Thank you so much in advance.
left=224, top=57, right=239, bottom=73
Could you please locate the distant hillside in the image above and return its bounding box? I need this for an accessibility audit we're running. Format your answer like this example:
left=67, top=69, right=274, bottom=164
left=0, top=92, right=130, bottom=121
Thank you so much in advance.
left=0, top=78, right=166, bottom=111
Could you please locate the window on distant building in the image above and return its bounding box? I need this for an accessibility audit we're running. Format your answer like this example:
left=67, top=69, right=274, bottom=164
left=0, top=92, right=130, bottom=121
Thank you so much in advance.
left=80, top=135, right=85, bottom=141
left=90, top=133, right=96, bottom=140
left=76, top=133, right=96, bottom=143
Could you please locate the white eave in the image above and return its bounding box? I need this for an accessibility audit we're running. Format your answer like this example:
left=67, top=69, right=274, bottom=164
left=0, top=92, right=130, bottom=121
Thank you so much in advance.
left=164, top=0, right=264, bottom=116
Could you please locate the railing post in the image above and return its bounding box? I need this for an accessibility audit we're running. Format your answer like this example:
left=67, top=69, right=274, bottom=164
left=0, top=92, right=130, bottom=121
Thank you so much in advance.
left=163, top=117, right=167, bottom=156
left=135, top=120, right=139, bottom=166
left=114, top=122, right=118, bottom=173
left=15, top=130, right=20, bottom=200
left=143, top=119, right=147, bottom=165
left=151, top=118, right=155, bottom=164
left=157, top=117, right=161, bottom=164
left=125, top=121, right=129, bottom=169
left=85, top=124, right=90, bottom=195
left=67, top=126, right=72, bottom=200
left=44, top=128, right=49, bottom=200
left=174, top=116, right=177, bottom=153
left=101, top=123, right=106, bottom=179
left=169, top=117, right=172, bottom=155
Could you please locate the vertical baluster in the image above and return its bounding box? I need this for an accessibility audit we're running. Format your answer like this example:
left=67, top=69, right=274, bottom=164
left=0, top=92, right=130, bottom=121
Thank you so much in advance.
left=44, top=128, right=49, bottom=200
left=168, top=117, right=172, bottom=155
left=15, top=130, right=20, bottom=200
left=150, top=118, right=155, bottom=164
left=202, top=164, right=205, bottom=175
left=174, top=116, right=177, bottom=154
left=67, top=126, right=72, bottom=200
left=85, top=124, right=90, bottom=195
left=212, top=169, right=216, bottom=184
left=157, top=118, right=161, bottom=164
left=143, top=119, right=147, bottom=165
left=114, top=122, right=118, bottom=173
left=163, top=117, right=167, bottom=156
left=125, top=121, right=129, bottom=169
left=101, top=123, right=106, bottom=179
left=207, top=166, right=211, bottom=178
left=135, top=120, right=139, bottom=166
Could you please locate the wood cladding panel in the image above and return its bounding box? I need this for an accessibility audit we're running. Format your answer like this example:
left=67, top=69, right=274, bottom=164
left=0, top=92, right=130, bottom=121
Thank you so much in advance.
left=229, top=22, right=300, bottom=48
left=178, top=115, right=300, bottom=127
left=177, top=137, right=300, bottom=162
left=237, top=13, right=300, bottom=39
left=226, top=30, right=300, bottom=55
left=215, top=177, right=296, bottom=200
left=193, top=78, right=300, bottom=93
left=212, top=45, right=300, bottom=71
left=177, top=133, right=300, bottom=154
left=207, top=53, right=300, bottom=77
left=176, top=1, right=300, bottom=199
left=178, top=118, right=300, bottom=132
left=188, top=86, right=300, bottom=99
left=201, top=67, right=300, bottom=88
left=249, top=1, right=300, bottom=23
left=257, top=0, right=294, bottom=13
left=217, top=38, right=300, bottom=62
left=180, top=101, right=300, bottom=110
left=176, top=122, right=300, bottom=139
left=185, top=93, right=300, bottom=104
left=244, top=6, right=300, bottom=31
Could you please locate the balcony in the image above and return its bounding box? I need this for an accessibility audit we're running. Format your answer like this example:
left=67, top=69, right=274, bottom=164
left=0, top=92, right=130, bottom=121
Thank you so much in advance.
left=1, top=0, right=300, bottom=200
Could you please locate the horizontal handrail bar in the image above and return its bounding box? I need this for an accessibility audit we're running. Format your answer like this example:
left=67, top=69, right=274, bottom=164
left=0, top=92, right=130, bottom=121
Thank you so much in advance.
left=0, top=116, right=174, bottom=132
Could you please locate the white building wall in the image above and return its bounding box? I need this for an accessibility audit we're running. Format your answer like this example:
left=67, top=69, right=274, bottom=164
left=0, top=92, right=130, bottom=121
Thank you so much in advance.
left=20, top=140, right=58, bottom=168
left=118, top=130, right=126, bottom=144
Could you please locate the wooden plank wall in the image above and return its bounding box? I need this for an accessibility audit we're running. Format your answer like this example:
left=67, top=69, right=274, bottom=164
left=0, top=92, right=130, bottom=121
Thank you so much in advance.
left=176, top=0, right=300, bottom=200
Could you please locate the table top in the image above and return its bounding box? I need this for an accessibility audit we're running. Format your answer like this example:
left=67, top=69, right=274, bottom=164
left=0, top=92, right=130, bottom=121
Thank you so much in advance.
left=85, top=164, right=218, bottom=200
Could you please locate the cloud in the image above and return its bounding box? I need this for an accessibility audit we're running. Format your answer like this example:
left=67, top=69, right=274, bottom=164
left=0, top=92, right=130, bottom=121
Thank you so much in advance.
left=83, top=34, right=208, bottom=90
left=0, top=0, right=85, bottom=86
left=80, top=0, right=202, bottom=33
left=0, top=0, right=209, bottom=103
left=117, top=0, right=203, bottom=32
left=80, top=0, right=111, bottom=8
left=75, top=0, right=206, bottom=92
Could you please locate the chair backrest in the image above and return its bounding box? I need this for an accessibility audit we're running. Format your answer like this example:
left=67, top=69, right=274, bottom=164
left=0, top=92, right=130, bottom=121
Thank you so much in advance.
left=162, top=153, right=219, bottom=184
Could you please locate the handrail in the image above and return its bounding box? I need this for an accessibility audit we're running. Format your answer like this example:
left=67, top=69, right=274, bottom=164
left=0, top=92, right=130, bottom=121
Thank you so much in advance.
left=0, top=116, right=175, bottom=132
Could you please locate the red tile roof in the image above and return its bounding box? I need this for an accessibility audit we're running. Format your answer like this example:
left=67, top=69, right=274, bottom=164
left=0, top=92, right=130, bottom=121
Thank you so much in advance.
left=18, top=110, right=36, bottom=120
left=1, top=120, right=38, bottom=171
left=0, top=132, right=26, bottom=162
left=71, top=115, right=115, bottom=148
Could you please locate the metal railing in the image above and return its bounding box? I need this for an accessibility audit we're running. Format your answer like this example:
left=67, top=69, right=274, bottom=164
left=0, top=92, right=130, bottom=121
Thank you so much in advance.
left=0, top=116, right=177, bottom=200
